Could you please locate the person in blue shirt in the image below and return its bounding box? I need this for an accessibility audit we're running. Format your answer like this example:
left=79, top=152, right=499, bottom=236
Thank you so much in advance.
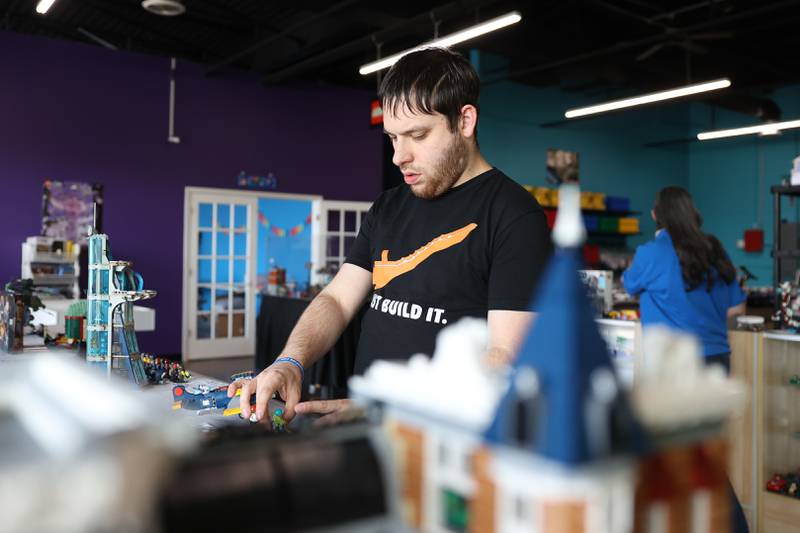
left=624, top=186, right=746, bottom=371
left=625, top=186, right=750, bottom=533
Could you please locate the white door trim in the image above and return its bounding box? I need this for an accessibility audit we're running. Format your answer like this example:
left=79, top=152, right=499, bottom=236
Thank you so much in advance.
left=182, top=187, right=322, bottom=361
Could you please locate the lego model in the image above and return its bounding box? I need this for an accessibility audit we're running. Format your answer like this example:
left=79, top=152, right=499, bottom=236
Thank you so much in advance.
left=350, top=184, right=745, bottom=533
left=0, top=291, right=24, bottom=353
left=772, top=280, right=800, bottom=330
left=85, top=230, right=156, bottom=384
left=142, top=355, right=191, bottom=384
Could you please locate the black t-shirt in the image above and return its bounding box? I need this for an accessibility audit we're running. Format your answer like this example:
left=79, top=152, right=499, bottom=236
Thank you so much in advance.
left=346, top=167, right=552, bottom=374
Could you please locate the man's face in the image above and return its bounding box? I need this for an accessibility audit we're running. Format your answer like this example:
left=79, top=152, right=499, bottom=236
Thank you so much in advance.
left=383, top=104, right=469, bottom=199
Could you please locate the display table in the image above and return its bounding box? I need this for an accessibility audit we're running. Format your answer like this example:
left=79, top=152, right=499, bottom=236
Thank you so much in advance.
left=758, top=332, right=800, bottom=532
left=255, top=295, right=363, bottom=399
left=41, top=298, right=155, bottom=333
left=728, top=329, right=800, bottom=533
left=596, top=318, right=641, bottom=387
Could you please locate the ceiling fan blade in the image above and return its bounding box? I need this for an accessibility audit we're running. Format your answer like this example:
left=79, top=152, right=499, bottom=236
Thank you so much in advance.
left=636, top=43, right=665, bottom=61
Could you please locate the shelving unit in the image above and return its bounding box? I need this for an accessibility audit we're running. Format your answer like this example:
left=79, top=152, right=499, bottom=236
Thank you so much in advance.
left=21, top=236, right=80, bottom=299
left=760, top=333, right=800, bottom=532
left=771, top=185, right=800, bottom=293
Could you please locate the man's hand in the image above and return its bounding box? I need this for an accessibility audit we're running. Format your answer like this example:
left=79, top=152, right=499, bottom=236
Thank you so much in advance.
left=227, top=361, right=302, bottom=422
left=294, top=399, right=364, bottom=427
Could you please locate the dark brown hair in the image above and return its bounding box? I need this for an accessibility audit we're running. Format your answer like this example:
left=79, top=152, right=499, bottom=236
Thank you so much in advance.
left=378, top=47, right=480, bottom=134
left=653, top=186, right=737, bottom=291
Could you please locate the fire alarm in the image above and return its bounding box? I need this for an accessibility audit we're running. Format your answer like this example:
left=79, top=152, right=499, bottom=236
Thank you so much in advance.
left=744, top=228, right=764, bottom=252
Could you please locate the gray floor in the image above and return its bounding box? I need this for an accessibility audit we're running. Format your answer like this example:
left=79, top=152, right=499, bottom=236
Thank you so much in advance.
left=185, top=355, right=254, bottom=381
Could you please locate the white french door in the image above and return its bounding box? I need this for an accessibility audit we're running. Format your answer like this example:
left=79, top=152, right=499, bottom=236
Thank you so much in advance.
left=319, top=200, right=372, bottom=270
left=183, top=189, right=258, bottom=360
left=183, top=187, right=323, bottom=361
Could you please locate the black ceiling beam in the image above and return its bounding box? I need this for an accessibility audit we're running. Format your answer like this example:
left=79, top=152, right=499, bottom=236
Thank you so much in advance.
left=200, top=0, right=305, bottom=48
left=3, top=0, right=24, bottom=30
left=82, top=0, right=215, bottom=58
left=484, top=0, right=800, bottom=85
left=206, top=0, right=360, bottom=76
left=589, top=0, right=671, bottom=30
left=260, top=0, right=498, bottom=85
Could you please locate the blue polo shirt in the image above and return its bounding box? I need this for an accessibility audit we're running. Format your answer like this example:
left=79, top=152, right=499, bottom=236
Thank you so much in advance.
left=623, top=230, right=745, bottom=356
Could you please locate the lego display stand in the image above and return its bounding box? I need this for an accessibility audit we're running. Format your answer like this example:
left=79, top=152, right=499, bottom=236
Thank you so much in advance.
left=760, top=332, right=800, bottom=531
left=86, top=231, right=155, bottom=384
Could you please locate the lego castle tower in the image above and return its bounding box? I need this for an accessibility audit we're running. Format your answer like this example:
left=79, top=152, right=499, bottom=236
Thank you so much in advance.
left=350, top=184, right=745, bottom=533
left=86, top=231, right=155, bottom=384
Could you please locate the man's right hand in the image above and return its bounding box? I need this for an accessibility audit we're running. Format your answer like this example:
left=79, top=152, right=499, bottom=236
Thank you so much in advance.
left=227, top=360, right=303, bottom=422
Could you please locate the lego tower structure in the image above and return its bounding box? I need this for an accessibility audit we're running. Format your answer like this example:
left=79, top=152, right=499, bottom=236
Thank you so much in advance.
left=86, top=232, right=155, bottom=383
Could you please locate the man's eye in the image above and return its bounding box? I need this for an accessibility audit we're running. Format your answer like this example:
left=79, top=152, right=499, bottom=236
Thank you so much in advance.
left=412, top=134, right=427, bottom=141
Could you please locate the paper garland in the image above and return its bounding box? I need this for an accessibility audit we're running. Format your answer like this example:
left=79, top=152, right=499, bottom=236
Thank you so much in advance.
left=259, top=211, right=313, bottom=238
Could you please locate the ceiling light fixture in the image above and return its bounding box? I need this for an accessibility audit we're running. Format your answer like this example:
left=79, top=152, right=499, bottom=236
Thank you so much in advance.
left=358, top=11, right=522, bottom=75
left=35, top=0, right=57, bottom=14
left=141, top=0, right=186, bottom=17
left=697, top=118, right=800, bottom=140
left=564, top=78, right=732, bottom=119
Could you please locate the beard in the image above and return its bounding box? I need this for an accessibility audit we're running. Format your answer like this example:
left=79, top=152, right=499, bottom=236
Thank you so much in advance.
left=406, top=134, right=469, bottom=199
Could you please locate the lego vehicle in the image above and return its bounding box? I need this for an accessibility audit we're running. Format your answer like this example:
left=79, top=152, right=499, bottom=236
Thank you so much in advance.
left=767, top=474, right=787, bottom=493
left=172, top=384, right=236, bottom=412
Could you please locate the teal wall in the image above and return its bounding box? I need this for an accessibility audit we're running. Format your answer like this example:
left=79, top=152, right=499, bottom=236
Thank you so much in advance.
left=476, top=45, right=800, bottom=285
left=474, top=51, right=691, bottom=248
left=687, top=86, right=800, bottom=285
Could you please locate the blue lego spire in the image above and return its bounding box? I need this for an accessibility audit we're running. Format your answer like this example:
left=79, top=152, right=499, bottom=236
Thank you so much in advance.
left=484, top=185, right=644, bottom=465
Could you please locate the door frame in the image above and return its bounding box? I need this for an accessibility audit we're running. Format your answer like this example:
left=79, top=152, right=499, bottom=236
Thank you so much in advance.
left=182, top=186, right=322, bottom=361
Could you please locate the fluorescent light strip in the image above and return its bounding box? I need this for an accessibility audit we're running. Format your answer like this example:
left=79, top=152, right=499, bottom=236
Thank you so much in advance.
left=36, top=0, right=57, bottom=14
left=697, top=119, right=800, bottom=140
left=564, top=78, right=732, bottom=119
left=359, top=11, right=522, bottom=75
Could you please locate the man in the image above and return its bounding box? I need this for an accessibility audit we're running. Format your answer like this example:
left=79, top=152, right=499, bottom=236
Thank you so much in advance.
left=230, top=47, right=551, bottom=423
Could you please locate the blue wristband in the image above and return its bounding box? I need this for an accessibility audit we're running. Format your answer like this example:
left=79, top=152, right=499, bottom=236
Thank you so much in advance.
left=272, top=356, right=305, bottom=381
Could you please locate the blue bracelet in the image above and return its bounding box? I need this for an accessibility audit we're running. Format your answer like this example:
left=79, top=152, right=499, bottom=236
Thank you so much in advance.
left=272, top=356, right=305, bottom=381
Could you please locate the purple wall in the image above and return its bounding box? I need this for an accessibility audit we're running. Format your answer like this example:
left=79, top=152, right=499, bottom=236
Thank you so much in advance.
left=0, top=31, right=382, bottom=355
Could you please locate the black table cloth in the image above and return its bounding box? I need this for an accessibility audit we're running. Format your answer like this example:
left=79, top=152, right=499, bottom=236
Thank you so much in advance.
left=255, top=295, right=362, bottom=400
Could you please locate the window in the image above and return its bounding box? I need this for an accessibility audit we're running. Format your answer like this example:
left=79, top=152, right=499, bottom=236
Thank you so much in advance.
left=441, top=488, right=468, bottom=532
left=320, top=201, right=371, bottom=270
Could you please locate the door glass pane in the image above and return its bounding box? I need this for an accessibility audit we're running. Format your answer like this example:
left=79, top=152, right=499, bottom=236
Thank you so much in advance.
left=199, top=203, right=212, bottom=228
left=216, top=204, right=230, bottom=228
left=197, top=287, right=211, bottom=311
left=198, top=232, right=212, bottom=256
left=215, top=313, right=229, bottom=338
left=234, top=232, right=247, bottom=256
left=216, top=231, right=230, bottom=256
left=328, top=210, right=340, bottom=231
left=216, top=259, right=229, bottom=283
left=198, top=259, right=212, bottom=283
left=215, top=289, right=229, bottom=311
left=234, top=204, right=247, bottom=228
left=232, top=313, right=245, bottom=337
left=326, top=236, right=340, bottom=257
left=344, top=210, right=357, bottom=232
left=232, top=290, right=245, bottom=310
left=197, top=314, right=210, bottom=339
left=344, top=236, right=356, bottom=257
left=233, top=260, right=246, bottom=283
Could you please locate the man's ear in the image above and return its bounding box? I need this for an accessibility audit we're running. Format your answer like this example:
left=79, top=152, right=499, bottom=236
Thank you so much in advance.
left=459, top=104, right=478, bottom=139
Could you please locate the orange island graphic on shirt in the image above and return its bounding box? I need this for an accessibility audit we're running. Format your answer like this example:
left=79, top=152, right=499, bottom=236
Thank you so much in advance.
left=372, top=222, right=478, bottom=289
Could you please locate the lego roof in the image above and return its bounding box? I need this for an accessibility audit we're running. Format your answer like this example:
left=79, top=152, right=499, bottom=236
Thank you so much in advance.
left=484, top=246, right=645, bottom=466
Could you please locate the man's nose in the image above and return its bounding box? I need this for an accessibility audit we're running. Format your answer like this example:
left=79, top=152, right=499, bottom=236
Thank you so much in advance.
left=392, top=139, right=412, bottom=168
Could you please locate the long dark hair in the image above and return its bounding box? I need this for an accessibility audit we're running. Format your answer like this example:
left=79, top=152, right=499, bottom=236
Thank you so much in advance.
left=653, top=186, right=737, bottom=291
